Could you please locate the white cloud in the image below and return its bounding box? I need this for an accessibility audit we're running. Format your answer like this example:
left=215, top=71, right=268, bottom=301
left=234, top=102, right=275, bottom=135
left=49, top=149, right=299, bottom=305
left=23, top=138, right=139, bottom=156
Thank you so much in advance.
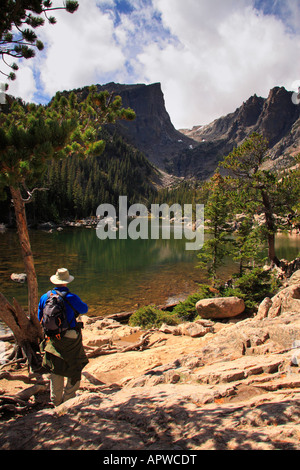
left=137, top=0, right=300, bottom=128
left=37, top=0, right=125, bottom=96
left=8, top=65, right=37, bottom=103
left=7, top=0, right=300, bottom=129
left=7, top=0, right=125, bottom=102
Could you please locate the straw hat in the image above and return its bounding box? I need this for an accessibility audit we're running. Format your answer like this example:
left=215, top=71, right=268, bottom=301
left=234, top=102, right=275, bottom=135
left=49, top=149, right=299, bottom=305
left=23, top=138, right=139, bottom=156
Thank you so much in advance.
left=50, top=268, right=74, bottom=285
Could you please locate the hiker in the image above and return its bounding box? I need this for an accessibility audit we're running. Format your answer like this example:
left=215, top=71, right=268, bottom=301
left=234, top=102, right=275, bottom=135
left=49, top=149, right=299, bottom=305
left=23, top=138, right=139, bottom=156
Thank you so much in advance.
left=38, top=268, right=89, bottom=407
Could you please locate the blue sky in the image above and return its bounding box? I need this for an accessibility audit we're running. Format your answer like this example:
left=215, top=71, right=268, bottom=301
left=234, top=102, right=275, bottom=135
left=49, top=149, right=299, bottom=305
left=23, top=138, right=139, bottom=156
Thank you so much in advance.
left=8, top=0, right=300, bottom=128
left=254, top=0, right=299, bottom=31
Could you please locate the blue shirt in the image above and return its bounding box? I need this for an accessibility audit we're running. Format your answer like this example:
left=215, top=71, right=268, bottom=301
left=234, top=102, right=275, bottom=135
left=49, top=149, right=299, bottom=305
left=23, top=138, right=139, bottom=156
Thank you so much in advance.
left=38, top=286, right=88, bottom=329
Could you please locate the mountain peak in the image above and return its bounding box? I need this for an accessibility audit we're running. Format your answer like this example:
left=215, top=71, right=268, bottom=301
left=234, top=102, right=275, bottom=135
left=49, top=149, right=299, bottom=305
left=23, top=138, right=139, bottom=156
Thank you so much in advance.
left=175, top=86, right=300, bottom=178
left=95, top=82, right=196, bottom=170
left=67, top=83, right=300, bottom=179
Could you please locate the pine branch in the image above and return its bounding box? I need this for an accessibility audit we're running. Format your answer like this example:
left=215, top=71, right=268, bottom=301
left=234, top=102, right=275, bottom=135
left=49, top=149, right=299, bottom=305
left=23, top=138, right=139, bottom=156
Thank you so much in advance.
left=21, top=181, right=49, bottom=203
left=23, top=188, right=50, bottom=203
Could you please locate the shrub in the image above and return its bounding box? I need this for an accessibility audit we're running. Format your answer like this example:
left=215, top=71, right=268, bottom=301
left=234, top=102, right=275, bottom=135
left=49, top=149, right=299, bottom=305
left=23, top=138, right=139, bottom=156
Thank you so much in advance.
left=129, top=305, right=180, bottom=329
left=173, top=270, right=280, bottom=322
left=130, top=269, right=280, bottom=329
left=172, top=284, right=217, bottom=322
left=220, top=267, right=280, bottom=311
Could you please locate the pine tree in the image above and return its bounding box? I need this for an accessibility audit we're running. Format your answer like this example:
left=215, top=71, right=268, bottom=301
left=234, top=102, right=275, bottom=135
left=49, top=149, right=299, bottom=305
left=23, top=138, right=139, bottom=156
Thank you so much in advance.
left=0, top=88, right=135, bottom=366
left=232, top=215, right=266, bottom=275
left=0, top=1, right=79, bottom=84
left=220, top=133, right=299, bottom=267
left=197, top=172, right=233, bottom=284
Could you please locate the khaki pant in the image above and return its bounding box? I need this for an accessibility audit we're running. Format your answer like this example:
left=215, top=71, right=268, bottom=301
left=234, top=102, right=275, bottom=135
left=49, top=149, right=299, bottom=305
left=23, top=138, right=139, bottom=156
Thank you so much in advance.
left=50, top=329, right=81, bottom=406
left=50, top=374, right=80, bottom=406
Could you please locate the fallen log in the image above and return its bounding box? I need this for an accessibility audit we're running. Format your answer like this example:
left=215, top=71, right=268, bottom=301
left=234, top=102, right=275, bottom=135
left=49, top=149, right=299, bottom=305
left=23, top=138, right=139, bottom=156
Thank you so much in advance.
left=85, top=332, right=153, bottom=358
left=86, top=346, right=119, bottom=358
left=147, top=337, right=167, bottom=348
left=106, top=302, right=180, bottom=323
left=106, top=311, right=135, bottom=322
left=15, top=384, right=48, bottom=401
left=158, top=302, right=180, bottom=312
left=0, top=358, right=26, bottom=370
left=119, top=332, right=151, bottom=353
left=0, top=371, right=32, bottom=383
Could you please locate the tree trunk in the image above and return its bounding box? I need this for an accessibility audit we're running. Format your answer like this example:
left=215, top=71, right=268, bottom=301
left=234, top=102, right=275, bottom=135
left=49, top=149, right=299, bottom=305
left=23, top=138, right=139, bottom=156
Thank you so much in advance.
left=0, top=186, right=43, bottom=368
left=9, top=186, right=39, bottom=322
left=267, top=232, right=280, bottom=267
left=0, top=293, right=43, bottom=367
left=261, top=190, right=280, bottom=267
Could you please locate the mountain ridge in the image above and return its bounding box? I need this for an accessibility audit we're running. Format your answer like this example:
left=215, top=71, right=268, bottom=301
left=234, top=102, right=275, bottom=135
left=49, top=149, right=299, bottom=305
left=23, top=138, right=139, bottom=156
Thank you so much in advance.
left=178, top=86, right=300, bottom=177
left=72, top=82, right=196, bottom=171
left=67, top=82, right=300, bottom=180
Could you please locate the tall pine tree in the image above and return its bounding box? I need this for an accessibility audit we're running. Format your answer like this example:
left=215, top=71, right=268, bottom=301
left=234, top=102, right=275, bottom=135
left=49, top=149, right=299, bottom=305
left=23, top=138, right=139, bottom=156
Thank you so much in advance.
left=197, top=172, right=233, bottom=284
left=0, top=88, right=135, bottom=366
left=220, top=133, right=300, bottom=267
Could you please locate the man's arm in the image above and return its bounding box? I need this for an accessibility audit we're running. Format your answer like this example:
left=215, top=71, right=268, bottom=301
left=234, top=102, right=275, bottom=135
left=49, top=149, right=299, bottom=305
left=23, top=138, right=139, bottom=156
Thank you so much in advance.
left=67, top=293, right=89, bottom=315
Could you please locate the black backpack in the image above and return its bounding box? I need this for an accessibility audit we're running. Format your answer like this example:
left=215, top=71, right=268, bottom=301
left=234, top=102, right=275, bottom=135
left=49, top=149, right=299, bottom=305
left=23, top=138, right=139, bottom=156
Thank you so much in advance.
left=41, top=289, right=71, bottom=339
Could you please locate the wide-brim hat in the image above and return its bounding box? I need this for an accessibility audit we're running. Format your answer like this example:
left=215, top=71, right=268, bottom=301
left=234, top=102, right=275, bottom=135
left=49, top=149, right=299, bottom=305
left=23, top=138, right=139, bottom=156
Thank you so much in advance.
left=50, top=268, right=74, bottom=285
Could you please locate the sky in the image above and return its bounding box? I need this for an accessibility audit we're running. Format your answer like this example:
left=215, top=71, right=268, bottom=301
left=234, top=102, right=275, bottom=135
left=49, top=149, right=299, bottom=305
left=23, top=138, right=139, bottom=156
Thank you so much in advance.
left=6, top=0, right=300, bottom=129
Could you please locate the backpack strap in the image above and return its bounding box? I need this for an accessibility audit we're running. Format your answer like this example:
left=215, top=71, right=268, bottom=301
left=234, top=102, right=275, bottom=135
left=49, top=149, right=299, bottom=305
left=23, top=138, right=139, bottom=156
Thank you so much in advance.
left=53, top=288, right=80, bottom=318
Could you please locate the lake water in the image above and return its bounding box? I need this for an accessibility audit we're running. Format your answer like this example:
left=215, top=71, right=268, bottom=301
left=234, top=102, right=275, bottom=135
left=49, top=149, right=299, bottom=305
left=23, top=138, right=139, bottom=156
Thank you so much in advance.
left=0, top=226, right=300, bottom=319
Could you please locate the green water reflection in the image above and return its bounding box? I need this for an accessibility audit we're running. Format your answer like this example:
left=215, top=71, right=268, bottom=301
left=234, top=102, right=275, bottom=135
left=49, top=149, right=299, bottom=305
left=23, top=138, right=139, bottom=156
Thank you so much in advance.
left=0, top=227, right=299, bottom=316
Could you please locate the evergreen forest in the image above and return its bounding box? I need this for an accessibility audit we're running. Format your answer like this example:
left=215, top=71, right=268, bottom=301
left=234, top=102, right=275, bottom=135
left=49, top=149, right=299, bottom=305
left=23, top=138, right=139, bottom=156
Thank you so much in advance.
left=0, top=128, right=159, bottom=225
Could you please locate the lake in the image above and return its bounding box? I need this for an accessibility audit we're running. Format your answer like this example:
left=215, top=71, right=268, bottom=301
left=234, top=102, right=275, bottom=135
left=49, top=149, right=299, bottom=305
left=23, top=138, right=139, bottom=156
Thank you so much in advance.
left=0, top=226, right=300, bottom=319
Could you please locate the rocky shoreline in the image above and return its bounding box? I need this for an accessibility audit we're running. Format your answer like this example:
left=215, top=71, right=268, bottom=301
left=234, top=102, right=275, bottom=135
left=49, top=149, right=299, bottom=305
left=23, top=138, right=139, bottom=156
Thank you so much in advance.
left=1, top=212, right=299, bottom=235
left=0, top=270, right=300, bottom=450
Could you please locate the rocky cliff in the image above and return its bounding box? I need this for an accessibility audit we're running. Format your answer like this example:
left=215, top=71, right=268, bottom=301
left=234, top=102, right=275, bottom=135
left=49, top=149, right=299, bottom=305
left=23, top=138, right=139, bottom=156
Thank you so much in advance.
left=97, top=84, right=300, bottom=179
left=65, top=83, right=300, bottom=181
left=178, top=86, right=300, bottom=178
left=96, top=82, right=196, bottom=170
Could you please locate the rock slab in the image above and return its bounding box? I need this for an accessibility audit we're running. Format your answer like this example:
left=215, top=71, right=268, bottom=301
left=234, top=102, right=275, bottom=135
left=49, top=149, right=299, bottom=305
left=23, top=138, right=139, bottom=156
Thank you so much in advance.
left=1, top=276, right=300, bottom=451
left=196, top=296, right=245, bottom=319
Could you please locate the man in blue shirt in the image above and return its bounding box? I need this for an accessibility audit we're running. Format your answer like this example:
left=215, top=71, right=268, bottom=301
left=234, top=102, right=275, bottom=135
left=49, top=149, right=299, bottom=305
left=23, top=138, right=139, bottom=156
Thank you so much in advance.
left=38, top=268, right=89, bottom=406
